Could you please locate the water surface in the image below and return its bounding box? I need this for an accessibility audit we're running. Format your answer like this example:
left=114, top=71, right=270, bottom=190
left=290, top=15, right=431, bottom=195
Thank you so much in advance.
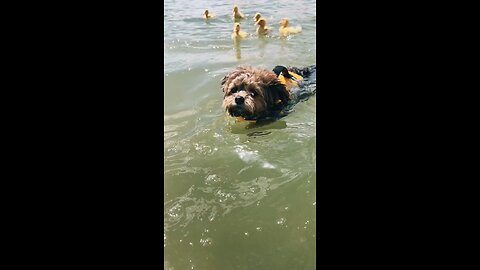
left=165, top=1, right=316, bottom=269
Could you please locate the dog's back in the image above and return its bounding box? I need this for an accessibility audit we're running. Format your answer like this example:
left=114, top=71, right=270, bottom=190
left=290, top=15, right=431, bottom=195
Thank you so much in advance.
left=286, top=65, right=316, bottom=104
left=287, top=65, right=316, bottom=80
left=272, top=64, right=316, bottom=118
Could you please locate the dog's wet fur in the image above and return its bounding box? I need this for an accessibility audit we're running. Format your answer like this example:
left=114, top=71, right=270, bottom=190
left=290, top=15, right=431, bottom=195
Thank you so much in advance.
left=221, top=65, right=316, bottom=121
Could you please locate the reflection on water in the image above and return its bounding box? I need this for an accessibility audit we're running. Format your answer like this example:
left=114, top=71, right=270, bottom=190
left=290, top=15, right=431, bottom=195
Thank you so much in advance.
left=165, top=0, right=316, bottom=269
left=246, top=131, right=272, bottom=137
left=228, top=119, right=288, bottom=134
left=257, top=36, right=268, bottom=58
left=233, top=39, right=241, bottom=60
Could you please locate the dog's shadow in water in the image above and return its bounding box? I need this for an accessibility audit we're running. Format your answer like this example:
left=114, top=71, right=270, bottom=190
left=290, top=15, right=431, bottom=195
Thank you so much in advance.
left=228, top=119, right=287, bottom=137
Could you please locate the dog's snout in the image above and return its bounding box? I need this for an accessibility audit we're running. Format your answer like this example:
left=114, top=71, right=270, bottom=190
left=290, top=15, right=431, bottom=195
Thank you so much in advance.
left=235, top=96, right=245, bottom=104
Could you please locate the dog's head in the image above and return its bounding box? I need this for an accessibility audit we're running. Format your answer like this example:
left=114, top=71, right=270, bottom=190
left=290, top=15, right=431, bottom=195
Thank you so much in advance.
left=221, top=66, right=290, bottom=120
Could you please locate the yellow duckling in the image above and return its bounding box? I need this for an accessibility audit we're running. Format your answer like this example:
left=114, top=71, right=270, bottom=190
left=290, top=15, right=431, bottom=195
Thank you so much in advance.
left=203, top=9, right=214, bottom=19
left=256, top=18, right=270, bottom=36
left=253, top=12, right=262, bottom=23
left=279, top=18, right=302, bottom=36
left=231, top=23, right=248, bottom=39
left=232, top=5, right=245, bottom=21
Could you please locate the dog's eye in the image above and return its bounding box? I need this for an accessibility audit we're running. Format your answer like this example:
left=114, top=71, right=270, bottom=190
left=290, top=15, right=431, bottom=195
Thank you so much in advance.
left=251, top=92, right=256, bottom=97
left=231, top=87, right=238, bottom=93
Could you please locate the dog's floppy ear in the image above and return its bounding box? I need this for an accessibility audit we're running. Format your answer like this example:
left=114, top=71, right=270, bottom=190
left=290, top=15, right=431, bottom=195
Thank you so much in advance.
left=266, top=79, right=290, bottom=109
left=221, top=75, right=228, bottom=86
left=220, top=74, right=230, bottom=92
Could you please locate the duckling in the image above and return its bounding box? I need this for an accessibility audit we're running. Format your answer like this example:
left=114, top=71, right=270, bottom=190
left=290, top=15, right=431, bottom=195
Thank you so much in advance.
left=232, top=5, right=245, bottom=21
left=203, top=9, right=214, bottom=19
left=256, top=18, right=270, bottom=36
left=272, top=65, right=304, bottom=91
left=231, top=23, right=248, bottom=39
left=279, top=18, right=302, bottom=36
left=253, top=12, right=262, bottom=23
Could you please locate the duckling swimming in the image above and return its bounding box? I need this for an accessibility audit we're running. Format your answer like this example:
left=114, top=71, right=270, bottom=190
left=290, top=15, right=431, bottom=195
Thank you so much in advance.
left=231, top=23, right=248, bottom=39
left=232, top=5, right=245, bottom=21
left=256, top=18, right=270, bottom=36
left=203, top=9, right=214, bottom=19
left=279, top=18, right=302, bottom=36
left=253, top=12, right=262, bottom=23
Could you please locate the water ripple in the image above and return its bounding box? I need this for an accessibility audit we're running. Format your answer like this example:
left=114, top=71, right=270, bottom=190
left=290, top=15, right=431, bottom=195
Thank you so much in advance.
left=164, top=0, right=316, bottom=267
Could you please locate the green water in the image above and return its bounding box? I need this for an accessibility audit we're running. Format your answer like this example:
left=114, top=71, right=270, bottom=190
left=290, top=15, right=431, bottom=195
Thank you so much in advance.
left=164, top=1, right=316, bottom=269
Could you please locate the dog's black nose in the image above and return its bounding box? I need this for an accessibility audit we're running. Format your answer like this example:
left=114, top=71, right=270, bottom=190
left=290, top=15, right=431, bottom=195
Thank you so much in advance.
left=235, top=96, right=245, bottom=104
